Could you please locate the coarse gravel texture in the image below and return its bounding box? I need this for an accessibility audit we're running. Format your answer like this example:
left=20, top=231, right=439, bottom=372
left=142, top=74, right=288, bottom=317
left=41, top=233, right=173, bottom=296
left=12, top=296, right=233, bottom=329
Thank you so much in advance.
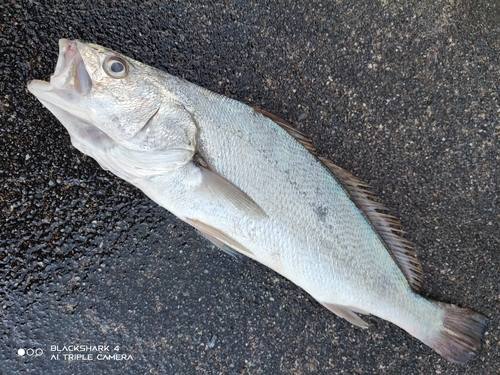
left=1, top=0, right=499, bottom=374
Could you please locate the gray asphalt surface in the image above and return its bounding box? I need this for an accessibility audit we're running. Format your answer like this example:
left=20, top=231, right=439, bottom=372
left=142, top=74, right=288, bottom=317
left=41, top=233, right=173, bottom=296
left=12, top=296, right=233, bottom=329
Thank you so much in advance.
left=1, top=1, right=499, bottom=374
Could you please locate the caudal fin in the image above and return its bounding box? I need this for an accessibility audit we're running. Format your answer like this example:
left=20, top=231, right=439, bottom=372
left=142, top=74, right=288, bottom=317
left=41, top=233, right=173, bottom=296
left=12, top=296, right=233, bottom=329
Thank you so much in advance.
left=429, top=303, right=489, bottom=364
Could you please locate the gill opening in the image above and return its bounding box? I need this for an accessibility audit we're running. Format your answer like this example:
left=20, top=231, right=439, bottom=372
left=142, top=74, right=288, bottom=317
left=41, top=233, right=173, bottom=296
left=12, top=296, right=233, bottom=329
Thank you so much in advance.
left=134, top=106, right=160, bottom=140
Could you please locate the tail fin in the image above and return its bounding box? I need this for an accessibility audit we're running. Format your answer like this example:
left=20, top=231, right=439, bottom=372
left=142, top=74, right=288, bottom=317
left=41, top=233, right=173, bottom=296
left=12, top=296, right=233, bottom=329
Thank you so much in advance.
left=429, top=303, right=489, bottom=364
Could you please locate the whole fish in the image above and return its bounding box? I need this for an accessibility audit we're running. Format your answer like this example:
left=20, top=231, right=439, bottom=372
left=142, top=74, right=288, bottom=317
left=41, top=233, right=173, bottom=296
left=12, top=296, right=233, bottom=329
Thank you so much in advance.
left=27, top=39, right=488, bottom=364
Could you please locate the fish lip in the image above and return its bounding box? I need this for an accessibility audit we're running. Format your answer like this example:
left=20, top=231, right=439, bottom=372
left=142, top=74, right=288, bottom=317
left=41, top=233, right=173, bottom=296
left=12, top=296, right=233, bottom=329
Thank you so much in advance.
left=27, top=79, right=52, bottom=93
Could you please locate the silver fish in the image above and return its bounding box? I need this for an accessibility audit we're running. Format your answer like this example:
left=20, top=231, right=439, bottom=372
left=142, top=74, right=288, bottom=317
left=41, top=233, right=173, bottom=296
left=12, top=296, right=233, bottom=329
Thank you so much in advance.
left=27, top=39, right=488, bottom=364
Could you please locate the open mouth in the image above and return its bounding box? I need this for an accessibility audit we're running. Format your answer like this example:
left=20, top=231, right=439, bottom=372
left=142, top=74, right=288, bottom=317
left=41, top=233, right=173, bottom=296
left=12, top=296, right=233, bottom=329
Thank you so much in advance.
left=28, top=39, right=92, bottom=97
left=53, top=39, right=79, bottom=76
left=51, top=39, right=92, bottom=94
left=27, top=38, right=98, bottom=141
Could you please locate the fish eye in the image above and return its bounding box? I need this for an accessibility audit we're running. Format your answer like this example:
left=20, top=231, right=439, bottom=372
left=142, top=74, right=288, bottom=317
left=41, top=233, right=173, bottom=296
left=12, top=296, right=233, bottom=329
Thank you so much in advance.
left=103, top=56, right=129, bottom=79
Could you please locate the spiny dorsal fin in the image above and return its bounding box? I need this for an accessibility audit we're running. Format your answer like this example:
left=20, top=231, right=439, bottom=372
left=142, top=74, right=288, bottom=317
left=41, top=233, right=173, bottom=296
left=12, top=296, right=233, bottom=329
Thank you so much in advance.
left=254, top=107, right=423, bottom=291
left=253, top=107, right=315, bottom=152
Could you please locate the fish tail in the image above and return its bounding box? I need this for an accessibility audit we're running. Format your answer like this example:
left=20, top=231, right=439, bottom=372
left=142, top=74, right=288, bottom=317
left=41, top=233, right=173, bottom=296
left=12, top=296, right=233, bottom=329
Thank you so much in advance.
left=426, top=302, right=489, bottom=365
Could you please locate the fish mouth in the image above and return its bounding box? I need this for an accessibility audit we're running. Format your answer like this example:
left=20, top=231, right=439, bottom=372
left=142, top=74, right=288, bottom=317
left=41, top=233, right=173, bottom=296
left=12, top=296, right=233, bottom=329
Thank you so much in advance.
left=28, top=39, right=92, bottom=113
left=53, top=39, right=94, bottom=93
left=27, top=39, right=110, bottom=154
left=28, top=39, right=92, bottom=125
left=52, top=39, right=92, bottom=93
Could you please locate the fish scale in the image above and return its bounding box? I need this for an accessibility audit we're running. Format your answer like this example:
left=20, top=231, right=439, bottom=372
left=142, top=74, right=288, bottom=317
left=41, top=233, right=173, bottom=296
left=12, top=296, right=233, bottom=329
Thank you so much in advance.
left=27, top=39, right=488, bottom=364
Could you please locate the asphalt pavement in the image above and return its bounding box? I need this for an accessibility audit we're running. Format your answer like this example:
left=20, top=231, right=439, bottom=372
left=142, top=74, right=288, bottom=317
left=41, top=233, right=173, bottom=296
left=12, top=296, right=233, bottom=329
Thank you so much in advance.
left=1, top=1, right=499, bottom=374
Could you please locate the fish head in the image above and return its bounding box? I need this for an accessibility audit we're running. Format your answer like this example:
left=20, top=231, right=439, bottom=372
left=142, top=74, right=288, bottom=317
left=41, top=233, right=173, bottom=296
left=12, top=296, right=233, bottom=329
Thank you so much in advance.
left=27, top=39, right=197, bottom=180
left=27, top=39, right=167, bottom=150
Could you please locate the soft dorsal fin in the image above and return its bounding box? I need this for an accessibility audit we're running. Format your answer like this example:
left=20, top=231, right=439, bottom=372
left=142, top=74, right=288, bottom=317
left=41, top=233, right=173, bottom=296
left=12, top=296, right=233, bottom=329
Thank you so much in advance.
left=254, top=107, right=423, bottom=291
left=318, top=158, right=423, bottom=290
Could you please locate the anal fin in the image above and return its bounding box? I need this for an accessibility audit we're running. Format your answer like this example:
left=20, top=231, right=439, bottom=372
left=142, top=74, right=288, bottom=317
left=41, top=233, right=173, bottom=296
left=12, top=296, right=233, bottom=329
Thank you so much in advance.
left=320, top=301, right=370, bottom=329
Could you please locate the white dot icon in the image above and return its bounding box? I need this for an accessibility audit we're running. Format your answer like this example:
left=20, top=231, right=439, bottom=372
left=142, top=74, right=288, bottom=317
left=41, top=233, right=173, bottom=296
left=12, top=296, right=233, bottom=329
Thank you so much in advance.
left=18, top=348, right=25, bottom=356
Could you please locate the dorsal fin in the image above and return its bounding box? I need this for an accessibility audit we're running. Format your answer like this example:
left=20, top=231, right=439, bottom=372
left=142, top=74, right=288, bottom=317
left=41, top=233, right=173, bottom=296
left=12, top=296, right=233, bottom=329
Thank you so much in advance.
left=318, top=158, right=423, bottom=290
left=254, top=107, right=423, bottom=291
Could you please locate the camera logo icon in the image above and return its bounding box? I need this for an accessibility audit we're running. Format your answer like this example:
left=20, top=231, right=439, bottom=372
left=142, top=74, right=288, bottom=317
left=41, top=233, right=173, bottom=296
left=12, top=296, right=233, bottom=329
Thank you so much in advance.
left=18, top=348, right=44, bottom=357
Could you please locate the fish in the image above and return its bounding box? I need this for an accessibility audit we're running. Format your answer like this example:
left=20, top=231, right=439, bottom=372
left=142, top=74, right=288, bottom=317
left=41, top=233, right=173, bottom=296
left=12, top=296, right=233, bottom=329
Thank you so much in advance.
left=27, top=39, right=488, bottom=364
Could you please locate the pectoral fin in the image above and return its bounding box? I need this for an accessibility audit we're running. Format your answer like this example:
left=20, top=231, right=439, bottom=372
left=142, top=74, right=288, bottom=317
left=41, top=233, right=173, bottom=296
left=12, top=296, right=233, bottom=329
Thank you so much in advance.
left=185, top=218, right=253, bottom=257
left=197, top=165, right=267, bottom=218
left=320, top=302, right=370, bottom=328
